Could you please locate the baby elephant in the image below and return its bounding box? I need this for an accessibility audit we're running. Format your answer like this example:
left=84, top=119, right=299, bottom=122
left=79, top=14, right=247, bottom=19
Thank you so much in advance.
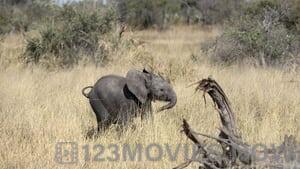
left=82, top=69, right=177, bottom=131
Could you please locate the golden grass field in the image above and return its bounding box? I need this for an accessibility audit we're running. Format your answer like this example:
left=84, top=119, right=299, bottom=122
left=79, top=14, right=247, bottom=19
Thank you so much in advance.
left=0, top=26, right=299, bottom=169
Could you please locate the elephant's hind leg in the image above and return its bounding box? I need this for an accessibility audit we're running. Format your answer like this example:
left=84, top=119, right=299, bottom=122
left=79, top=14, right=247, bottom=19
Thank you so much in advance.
left=89, top=98, right=111, bottom=132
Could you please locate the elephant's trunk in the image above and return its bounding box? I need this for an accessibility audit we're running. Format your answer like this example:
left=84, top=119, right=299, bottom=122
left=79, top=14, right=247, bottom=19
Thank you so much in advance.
left=157, top=92, right=177, bottom=112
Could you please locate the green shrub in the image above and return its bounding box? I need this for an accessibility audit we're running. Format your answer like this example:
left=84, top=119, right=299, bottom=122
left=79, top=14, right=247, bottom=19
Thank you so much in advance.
left=195, top=0, right=242, bottom=24
left=121, top=0, right=180, bottom=29
left=118, top=0, right=241, bottom=29
left=0, top=0, right=57, bottom=34
left=24, top=4, right=117, bottom=67
left=202, top=0, right=300, bottom=69
left=0, top=11, right=11, bottom=34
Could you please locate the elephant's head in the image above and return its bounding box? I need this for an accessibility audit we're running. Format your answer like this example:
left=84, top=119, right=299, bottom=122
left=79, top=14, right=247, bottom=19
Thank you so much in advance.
left=126, top=69, right=177, bottom=112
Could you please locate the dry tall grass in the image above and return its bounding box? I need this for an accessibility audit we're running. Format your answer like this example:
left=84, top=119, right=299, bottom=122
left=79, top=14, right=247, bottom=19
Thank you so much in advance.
left=0, top=26, right=299, bottom=169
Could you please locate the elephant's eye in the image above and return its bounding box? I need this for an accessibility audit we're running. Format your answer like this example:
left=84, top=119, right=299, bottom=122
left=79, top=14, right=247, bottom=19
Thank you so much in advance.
left=160, top=89, right=164, bottom=92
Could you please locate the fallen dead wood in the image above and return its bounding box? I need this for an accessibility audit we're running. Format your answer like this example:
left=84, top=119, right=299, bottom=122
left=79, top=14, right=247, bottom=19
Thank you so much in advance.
left=175, top=77, right=300, bottom=169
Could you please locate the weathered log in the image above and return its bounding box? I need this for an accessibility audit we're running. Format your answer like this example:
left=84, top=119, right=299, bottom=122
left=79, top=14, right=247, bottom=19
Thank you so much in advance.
left=196, top=77, right=252, bottom=165
left=175, top=77, right=300, bottom=169
left=195, top=78, right=237, bottom=136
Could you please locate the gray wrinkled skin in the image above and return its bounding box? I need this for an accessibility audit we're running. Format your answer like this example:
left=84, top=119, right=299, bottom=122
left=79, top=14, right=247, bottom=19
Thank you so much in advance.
left=83, top=69, right=177, bottom=132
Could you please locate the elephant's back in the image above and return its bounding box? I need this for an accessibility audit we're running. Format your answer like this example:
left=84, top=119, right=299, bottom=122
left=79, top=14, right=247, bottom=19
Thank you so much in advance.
left=93, top=75, right=129, bottom=112
left=94, top=75, right=126, bottom=96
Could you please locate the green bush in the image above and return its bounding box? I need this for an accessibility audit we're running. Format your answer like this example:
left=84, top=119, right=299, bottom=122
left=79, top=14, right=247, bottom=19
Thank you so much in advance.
left=0, top=0, right=57, bottom=34
left=24, top=4, right=117, bottom=67
left=121, top=0, right=181, bottom=29
left=0, top=11, right=11, bottom=34
left=118, top=0, right=241, bottom=29
left=195, top=0, right=242, bottom=24
left=203, top=0, right=300, bottom=68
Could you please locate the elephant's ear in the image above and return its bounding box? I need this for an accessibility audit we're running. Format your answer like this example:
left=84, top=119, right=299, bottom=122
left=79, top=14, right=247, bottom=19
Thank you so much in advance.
left=126, top=69, right=149, bottom=104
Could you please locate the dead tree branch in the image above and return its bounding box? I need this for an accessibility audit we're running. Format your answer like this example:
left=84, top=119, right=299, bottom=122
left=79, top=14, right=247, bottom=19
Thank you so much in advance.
left=175, top=77, right=299, bottom=169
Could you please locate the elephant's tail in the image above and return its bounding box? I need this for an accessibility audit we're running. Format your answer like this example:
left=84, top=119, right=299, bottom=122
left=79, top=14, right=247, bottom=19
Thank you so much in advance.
left=82, top=86, right=93, bottom=98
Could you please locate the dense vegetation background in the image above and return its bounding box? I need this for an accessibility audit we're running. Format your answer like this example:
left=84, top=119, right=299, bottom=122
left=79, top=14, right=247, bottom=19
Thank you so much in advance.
left=0, top=0, right=299, bottom=69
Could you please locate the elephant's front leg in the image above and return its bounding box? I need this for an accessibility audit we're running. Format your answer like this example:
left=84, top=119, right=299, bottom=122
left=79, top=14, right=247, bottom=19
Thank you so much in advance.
left=141, top=101, right=153, bottom=121
left=116, top=105, right=134, bottom=131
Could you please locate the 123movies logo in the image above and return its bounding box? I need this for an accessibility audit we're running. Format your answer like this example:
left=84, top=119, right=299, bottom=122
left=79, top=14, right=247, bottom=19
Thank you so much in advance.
left=55, top=142, right=78, bottom=164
